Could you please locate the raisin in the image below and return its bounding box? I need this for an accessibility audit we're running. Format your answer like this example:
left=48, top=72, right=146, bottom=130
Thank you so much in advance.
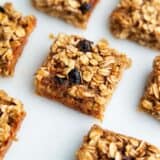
left=8, top=116, right=14, bottom=126
left=0, top=6, right=5, bottom=13
left=0, top=109, right=3, bottom=117
left=54, top=76, right=66, bottom=85
left=76, top=39, right=93, bottom=53
left=79, top=2, right=92, bottom=14
left=68, top=68, right=81, bottom=84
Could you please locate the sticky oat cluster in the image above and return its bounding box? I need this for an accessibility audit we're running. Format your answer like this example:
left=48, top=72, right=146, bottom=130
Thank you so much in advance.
left=110, top=0, right=160, bottom=50
left=140, top=56, right=160, bottom=120
left=35, top=33, right=131, bottom=119
left=0, top=3, right=36, bottom=76
left=77, top=125, right=160, bottom=160
left=32, top=0, right=99, bottom=28
left=0, top=90, right=25, bottom=159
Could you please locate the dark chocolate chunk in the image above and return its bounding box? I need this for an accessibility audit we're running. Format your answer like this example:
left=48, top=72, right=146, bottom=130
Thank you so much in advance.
left=68, top=68, right=81, bottom=84
left=79, top=2, right=92, bottom=14
left=76, top=39, right=93, bottom=53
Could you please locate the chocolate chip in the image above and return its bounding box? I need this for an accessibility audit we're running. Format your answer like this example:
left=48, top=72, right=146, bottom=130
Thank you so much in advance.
left=0, top=6, right=5, bottom=13
left=79, top=2, right=92, bottom=14
left=68, top=68, right=81, bottom=84
left=76, top=39, right=93, bottom=53
left=54, top=76, right=67, bottom=85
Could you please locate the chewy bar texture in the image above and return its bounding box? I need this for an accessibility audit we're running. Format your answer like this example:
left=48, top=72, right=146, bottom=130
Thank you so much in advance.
left=0, top=3, right=36, bottom=76
left=110, top=0, right=160, bottom=50
left=35, top=34, right=131, bottom=120
left=32, top=0, right=99, bottom=29
left=0, top=90, right=26, bottom=159
left=139, top=56, right=160, bottom=120
left=76, top=125, right=160, bottom=160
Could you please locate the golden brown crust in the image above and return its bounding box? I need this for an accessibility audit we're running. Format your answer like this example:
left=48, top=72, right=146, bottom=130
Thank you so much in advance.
left=32, top=0, right=99, bottom=29
left=35, top=34, right=131, bottom=120
left=76, top=125, right=160, bottom=160
left=36, top=85, right=104, bottom=119
left=6, top=37, right=27, bottom=76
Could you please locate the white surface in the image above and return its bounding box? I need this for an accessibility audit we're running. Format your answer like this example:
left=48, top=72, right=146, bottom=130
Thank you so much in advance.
left=0, top=0, right=159, bottom=159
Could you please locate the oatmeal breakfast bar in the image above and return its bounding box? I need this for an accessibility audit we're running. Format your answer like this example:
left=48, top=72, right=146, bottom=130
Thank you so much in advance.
left=0, top=3, right=36, bottom=76
left=0, top=90, right=26, bottom=159
left=76, top=125, right=160, bottom=160
left=35, top=34, right=131, bottom=120
left=32, top=0, right=99, bottom=29
left=110, top=0, right=160, bottom=50
left=139, top=56, right=160, bottom=120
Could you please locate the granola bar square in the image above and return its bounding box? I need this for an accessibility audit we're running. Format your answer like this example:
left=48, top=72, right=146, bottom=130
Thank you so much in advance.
left=139, top=56, right=160, bottom=120
left=110, top=0, right=160, bottom=50
left=0, top=90, right=26, bottom=159
left=0, top=3, right=36, bottom=76
left=32, top=0, right=99, bottom=29
left=35, top=34, right=131, bottom=120
left=76, top=125, right=160, bottom=160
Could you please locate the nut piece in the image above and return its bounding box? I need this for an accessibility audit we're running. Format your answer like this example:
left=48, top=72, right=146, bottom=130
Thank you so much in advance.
left=110, top=0, right=160, bottom=50
left=139, top=56, right=160, bottom=120
left=35, top=33, right=131, bottom=120
left=76, top=125, right=160, bottom=160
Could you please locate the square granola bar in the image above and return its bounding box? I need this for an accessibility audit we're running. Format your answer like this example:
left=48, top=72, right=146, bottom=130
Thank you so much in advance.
left=32, top=0, right=99, bottom=29
left=110, top=0, right=160, bottom=50
left=35, top=34, right=131, bottom=120
left=0, top=3, right=36, bottom=76
left=76, top=125, right=160, bottom=160
left=139, top=56, right=160, bottom=120
left=0, top=90, right=26, bottom=159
